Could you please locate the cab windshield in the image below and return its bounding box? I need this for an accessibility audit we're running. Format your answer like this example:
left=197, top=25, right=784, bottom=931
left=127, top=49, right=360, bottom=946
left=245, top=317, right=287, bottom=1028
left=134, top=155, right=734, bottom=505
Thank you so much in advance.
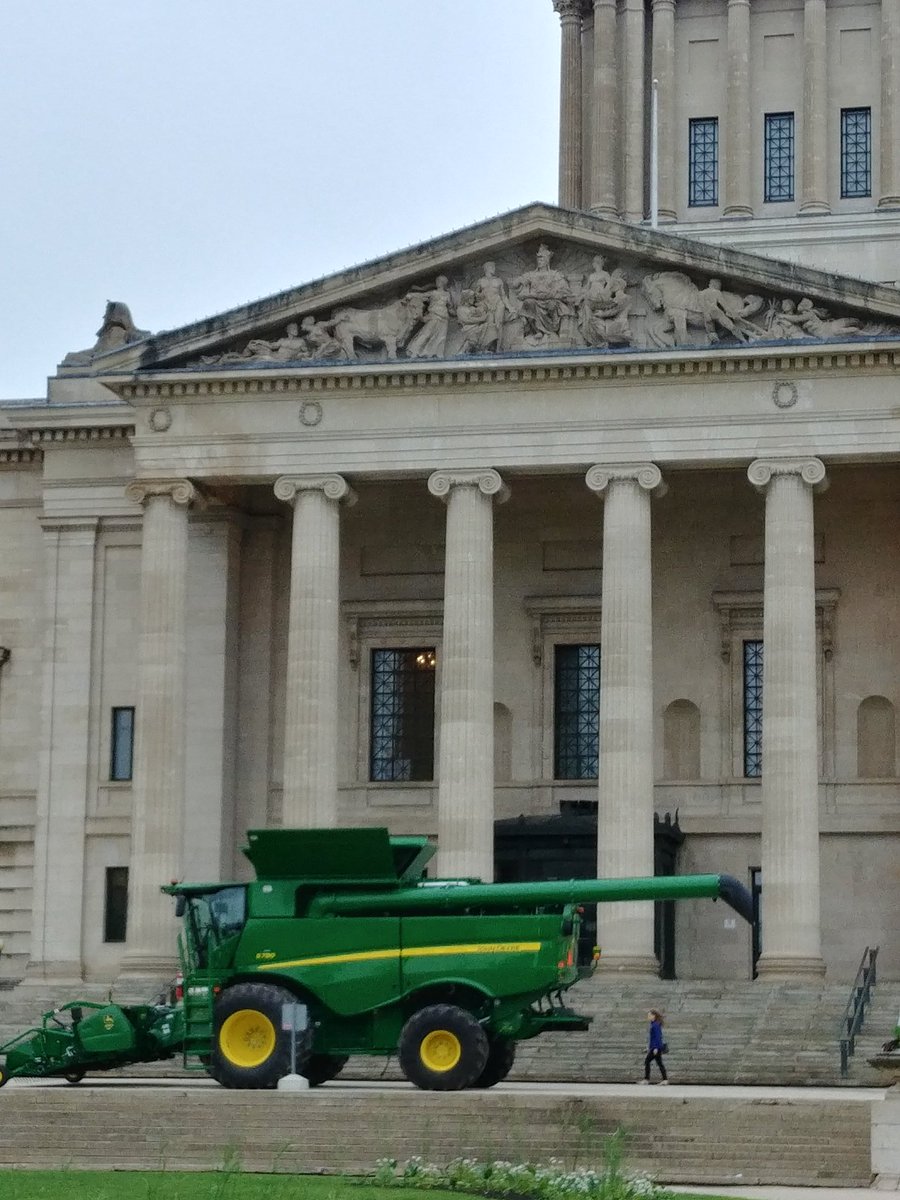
left=183, top=885, right=246, bottom=967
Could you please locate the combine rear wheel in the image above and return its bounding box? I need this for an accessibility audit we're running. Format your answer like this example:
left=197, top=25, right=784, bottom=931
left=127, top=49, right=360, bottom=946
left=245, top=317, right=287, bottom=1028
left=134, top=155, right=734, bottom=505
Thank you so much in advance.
left=304, top=1053, right=349, bottom=1087
left=398, top=1004, right=488, bottom=1091
left=211, top=982, right=301, bottom=1089
left=472, top=1037, right=516, bottom=1088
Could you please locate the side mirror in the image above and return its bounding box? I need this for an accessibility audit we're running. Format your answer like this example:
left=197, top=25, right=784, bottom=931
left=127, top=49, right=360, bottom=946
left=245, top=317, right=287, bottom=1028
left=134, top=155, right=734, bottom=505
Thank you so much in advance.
left=174, top=896, right=186, bottom=918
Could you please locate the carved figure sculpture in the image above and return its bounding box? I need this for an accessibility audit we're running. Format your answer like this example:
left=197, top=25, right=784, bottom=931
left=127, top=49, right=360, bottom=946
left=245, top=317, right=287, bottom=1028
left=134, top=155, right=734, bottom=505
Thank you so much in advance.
left=62, top=301, right=150, bottom=366
left=457, top=290, right=491, bottom=354
left=243, top=322, right=309, bottom=361
left=473, top=261, right=513, bottom=351
left=330, top=294, right=427, bottom=361
left=765, top=298, right=809, bottom=340
left=298, top=315, right=344, bottom=360
left=796, top=297, right=864, bottom=339
left=405, top=276, right=453, bottom=359
left=508, top=244, right=571, bottom=346
left=580, top=255, right=632, bottom=347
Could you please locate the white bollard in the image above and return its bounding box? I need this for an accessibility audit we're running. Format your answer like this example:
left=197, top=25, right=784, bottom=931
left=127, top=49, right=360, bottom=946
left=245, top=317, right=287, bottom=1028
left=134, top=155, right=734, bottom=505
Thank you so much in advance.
left=277, top=1073, right=309, bottom=1092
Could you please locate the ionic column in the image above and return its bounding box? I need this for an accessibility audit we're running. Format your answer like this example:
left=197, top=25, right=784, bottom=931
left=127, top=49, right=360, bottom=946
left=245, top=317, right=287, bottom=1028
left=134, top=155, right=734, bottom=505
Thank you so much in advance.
left=879, top=0, right=900, bottom=209
left=586, top=464, right=666, bottom=973
left=620, top=0, right=646, bottom=222
left=651, top=0, right=677, bottom=222
left=801, top=0, right=830, bottom=214
left=590, top=0, right=619, bottom=217
left=275, top=475, right=356, bottom=829
left=27, top=519, right=98, bottom=983
left=120, top=480, right=196, bottom=978
left=724, top=0, right=754, bottom=217
left=748, top=458, right=827, bottom=978
left=428, top=469, right=509, bottom=881
left=554, top=0, right=585, bottom=209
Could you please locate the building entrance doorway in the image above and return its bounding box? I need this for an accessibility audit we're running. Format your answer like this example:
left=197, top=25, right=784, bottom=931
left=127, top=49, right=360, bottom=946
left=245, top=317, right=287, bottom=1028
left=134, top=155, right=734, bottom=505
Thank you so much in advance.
left=493, top=806, right=685, bottom=978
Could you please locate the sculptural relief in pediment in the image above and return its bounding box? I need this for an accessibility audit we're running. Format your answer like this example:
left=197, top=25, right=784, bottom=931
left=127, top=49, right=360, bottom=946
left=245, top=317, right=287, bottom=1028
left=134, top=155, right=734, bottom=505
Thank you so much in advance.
left=187, top=240, right=897, bottom=369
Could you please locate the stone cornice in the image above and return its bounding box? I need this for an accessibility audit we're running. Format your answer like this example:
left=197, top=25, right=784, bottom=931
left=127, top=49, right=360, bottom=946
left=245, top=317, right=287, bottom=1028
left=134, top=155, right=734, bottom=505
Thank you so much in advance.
left=0, top=444, right=42, bottom=465
left=104, top=340, right=900, bottom=403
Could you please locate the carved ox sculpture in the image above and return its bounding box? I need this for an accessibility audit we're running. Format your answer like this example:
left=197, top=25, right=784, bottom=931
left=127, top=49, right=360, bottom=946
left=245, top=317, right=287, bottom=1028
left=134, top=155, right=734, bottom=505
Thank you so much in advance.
left=330, top=294, right=427, bottom=361
left=642, top=271, right=764, bottom=348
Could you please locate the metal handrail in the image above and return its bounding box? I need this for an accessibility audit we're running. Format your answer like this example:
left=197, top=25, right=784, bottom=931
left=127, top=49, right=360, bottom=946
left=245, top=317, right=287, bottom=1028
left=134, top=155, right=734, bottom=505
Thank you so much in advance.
left=839, top=945, right=878, bottom=1077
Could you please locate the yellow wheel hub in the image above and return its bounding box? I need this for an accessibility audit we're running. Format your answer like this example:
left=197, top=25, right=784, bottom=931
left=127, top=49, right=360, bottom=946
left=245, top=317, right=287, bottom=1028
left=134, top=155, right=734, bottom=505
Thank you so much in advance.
left=420, top=1029, right=462, bottom=1072
left=219, top=1009, right=277, bottom=1069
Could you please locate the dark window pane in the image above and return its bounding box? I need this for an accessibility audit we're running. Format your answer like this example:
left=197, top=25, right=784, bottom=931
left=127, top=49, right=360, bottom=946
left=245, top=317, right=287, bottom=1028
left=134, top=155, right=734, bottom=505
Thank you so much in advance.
left=370, top=648, right=436, bottom=782
left=764, top=112, right=795, bottom=202
left=110, top=706, right=135, bottom=782
left=554, top=644, right=600, bottom=780
left=104, top=866, right=129, bottom=943
left=841, top=107, right=871, bottom=198
left=689, top=117, right=719, bottom=206
left=743, top=640, right=764, bottom=778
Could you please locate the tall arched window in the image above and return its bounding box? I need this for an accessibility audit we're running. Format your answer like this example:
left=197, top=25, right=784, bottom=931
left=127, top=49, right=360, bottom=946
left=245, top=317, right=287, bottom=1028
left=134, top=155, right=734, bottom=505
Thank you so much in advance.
left=857, top=696, right=896, bottom=778
left=663, top=699, right=701, bottom=780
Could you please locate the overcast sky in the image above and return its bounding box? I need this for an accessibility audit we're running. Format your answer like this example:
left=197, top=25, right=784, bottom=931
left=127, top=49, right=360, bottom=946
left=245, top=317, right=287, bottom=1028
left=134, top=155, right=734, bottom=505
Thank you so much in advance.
left=1, top=1, right=561, bottom=400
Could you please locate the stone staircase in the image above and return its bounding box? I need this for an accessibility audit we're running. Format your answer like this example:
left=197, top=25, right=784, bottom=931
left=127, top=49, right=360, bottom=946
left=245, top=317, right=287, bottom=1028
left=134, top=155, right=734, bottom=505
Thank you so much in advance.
left=2, top=975, right=898, bottom=1087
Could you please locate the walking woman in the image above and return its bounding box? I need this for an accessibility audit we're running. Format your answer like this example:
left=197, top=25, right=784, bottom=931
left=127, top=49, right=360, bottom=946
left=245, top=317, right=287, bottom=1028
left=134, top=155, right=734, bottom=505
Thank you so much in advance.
left=639, top=1009, right=669, bottom=1084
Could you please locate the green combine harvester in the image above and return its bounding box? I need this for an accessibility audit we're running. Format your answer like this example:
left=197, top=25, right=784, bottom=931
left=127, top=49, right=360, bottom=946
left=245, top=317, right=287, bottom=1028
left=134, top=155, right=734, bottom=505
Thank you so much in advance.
left=0, top=826, right=753, bottom=1090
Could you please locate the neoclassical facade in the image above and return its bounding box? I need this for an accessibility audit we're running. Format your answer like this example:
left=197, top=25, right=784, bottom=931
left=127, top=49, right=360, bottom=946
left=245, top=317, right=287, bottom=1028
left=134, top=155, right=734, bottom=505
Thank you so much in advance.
left=1, top=3, right=899, bottom=986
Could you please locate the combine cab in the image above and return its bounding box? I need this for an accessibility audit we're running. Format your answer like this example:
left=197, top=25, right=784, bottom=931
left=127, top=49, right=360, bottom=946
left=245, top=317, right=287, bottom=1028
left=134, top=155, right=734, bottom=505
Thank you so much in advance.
left=165, top=826, right=753, bottom=1091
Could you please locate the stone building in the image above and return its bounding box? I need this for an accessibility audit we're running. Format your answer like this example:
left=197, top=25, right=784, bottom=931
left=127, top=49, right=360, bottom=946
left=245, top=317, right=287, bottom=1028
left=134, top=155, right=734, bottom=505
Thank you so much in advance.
left=0, top=0, right=898, bottom=987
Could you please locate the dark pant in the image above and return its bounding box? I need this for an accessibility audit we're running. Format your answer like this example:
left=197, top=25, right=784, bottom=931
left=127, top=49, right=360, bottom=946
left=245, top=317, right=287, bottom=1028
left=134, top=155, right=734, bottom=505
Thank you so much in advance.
left=644, top=1049, right=667, bottom=1080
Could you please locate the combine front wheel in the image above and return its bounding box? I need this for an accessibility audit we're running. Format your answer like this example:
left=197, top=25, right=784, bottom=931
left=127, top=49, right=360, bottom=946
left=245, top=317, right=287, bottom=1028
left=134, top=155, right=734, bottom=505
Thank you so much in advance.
left=398, top=1004, right=488, bottom=1091
left=0, top=1064, right=7, bottom=1088
left=64, top=1069, right=86, bottom=1085
left=211, top=982, right=299, bottom=1089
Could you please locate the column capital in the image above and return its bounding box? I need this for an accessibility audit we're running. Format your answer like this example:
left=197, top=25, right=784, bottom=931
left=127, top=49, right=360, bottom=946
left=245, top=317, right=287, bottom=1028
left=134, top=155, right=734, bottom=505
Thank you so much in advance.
left=651, top=0, right=676, bottom=10
left=553, top=0, right=585, bottom=21
left=274, top=474, right=357, bottom=507
left=125, top=479, right=198, bottom=507
left=585, top=463, right=667, bottom=498
left=748, top=458, right=828, bottom=493
left=428, top=469, right=510, bottom=504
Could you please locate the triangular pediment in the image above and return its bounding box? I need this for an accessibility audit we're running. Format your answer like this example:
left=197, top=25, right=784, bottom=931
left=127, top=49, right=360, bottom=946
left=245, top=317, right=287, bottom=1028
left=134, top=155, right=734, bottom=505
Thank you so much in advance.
left=65, top=204, right=900, bottom=377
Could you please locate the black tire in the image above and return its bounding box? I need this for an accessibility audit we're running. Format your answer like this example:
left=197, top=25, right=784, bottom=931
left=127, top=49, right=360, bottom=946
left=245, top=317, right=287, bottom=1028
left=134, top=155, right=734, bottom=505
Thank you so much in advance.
left=398, top=1004, right=489, bottom=1091
left=63, top=1069, right=86, bottom=1085
left=472, top=1037, right=516, bottom=1088
left=210, top=982, right=303, bottom=1089
left=303, top=1053, right=349, bottom=1087
left=0, top=1063, right=7, bottom=1088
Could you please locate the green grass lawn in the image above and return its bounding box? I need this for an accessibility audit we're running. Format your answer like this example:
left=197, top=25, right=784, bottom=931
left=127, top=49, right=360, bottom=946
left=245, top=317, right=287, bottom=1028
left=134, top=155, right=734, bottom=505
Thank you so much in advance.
left=0, top=1175, right=734, bottom=1200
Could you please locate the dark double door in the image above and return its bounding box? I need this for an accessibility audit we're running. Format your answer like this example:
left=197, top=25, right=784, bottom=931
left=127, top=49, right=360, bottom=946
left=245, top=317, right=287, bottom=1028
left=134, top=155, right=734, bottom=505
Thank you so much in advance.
left=494, top=808, right=684, bottom=978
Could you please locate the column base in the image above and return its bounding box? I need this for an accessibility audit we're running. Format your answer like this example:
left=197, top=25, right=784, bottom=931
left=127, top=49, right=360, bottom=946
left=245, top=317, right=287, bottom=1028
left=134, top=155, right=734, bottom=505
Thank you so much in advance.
left=877, top=196, right=900, bottom=211
left=22, top=960, right=84, bottom=987
left=755, top=954, right=826, bottom=980
left=118, top=951, right=179, bottom=984
left=595, top=953, right=660, bottom=978
left=590, top=204, right=620, bottom=220
left=798, top=202, right=832, bottom=216
left=723, top=205, right=754, bottom=219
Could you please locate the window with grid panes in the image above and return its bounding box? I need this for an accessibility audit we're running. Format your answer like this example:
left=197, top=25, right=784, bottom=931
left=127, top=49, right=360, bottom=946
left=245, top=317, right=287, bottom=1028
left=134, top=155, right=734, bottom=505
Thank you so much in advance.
left=764, top=113, right=794, bottom=202
left=743, top=640, right=763, bottom=778
left=689, top=117, right=719, bottom=206
left=841, top=107, right=871, bottom=198
left=369, top=648, right=436, bottom=781
left=554, top=644, right=600, bottom=780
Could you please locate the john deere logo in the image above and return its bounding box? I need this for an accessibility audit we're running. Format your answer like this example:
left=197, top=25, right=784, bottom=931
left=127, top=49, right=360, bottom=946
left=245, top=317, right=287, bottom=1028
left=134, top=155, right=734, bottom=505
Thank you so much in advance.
left=103, top=1015, right=115, bottom=1031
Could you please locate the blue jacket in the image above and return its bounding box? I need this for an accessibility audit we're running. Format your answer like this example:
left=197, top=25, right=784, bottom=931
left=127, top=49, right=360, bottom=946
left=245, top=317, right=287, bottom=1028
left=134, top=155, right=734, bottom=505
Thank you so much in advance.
left=649, top=1019, right=664, bottom=1052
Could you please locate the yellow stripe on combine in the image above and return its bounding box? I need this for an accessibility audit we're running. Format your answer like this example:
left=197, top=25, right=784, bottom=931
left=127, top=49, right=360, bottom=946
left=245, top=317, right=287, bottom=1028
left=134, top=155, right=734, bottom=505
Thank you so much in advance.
left=257, top=941, right=542, bottom=972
